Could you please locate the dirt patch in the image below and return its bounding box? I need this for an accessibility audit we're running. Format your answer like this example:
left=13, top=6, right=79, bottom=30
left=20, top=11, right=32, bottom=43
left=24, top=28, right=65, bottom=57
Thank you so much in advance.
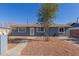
left=8, top=43, right=16, bottom=49
left=8, top=39, right=29, bottom=50
left=21, top=39, right=79, bottom=56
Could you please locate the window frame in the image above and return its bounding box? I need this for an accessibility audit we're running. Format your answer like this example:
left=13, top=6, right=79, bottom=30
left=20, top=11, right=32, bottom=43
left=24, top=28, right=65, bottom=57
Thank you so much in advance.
left=58, top=27, right=65, bottom=33
left=18, top=27, right=26, bottom=33
left=36, top=27, right=45, bottom=32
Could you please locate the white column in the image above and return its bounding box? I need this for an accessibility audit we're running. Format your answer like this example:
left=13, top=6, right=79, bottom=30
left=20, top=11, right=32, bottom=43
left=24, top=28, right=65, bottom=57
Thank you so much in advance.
left=0, top=32, right=8, bottom=55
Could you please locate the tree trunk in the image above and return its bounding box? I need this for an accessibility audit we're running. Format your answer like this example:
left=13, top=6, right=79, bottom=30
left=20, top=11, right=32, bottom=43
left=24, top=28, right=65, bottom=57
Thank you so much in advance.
left=44, top=27, right=49, bottom=41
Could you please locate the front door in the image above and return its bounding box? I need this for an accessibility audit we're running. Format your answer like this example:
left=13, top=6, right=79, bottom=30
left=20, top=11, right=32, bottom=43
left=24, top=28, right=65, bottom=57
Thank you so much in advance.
left=30, top=28, right=34, bottom=36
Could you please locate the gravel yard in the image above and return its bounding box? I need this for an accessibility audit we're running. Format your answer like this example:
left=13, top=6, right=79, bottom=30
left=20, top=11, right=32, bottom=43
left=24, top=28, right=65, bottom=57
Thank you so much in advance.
left=21, top=39, right=79, bottom=56
left=8, top=43, right=16, bottom=50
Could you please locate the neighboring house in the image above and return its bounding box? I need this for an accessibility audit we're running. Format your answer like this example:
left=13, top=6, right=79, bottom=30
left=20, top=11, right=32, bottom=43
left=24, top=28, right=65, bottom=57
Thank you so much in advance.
left=67, top=27, right=79, bottom=38
left=0, top=27, right=10, bottom=34
left=66, top=23, right=79, bottom=38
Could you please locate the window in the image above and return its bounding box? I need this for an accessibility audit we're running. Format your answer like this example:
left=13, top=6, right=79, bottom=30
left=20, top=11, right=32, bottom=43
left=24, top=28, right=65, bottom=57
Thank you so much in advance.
left=59, top=27, right=64, bottom=33
left=36, top=27, right=44, bottom=32
left=12, top=27, right=17, bottom=32
left=18, top=27, right=26, bottom=32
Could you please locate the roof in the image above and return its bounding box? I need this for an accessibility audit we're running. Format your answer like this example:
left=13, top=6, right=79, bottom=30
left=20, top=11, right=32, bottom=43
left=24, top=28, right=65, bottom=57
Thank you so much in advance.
left=68, top=27, right=79, bottom=30
left=11, top=24, right=72, bottom=27
left=67, top=22, right=79, bottom=26
left=0, top=27, right=10, bottom=29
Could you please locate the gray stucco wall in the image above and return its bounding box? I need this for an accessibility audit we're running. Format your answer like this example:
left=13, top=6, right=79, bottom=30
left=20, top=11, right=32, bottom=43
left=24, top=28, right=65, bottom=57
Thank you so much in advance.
left=65, top=27, right=72, bottom=36
left=64, top=27, right=72, bottom=36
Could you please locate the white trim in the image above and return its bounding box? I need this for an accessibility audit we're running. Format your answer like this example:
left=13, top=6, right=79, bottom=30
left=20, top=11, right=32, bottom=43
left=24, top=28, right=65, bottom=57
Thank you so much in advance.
left=18, top=27, right=19, bottom=32
left=17, top=27, right=26, bottom=33
left=30, top=28, right=34, bottom=35
left=58, top=27, right=65, bottom=33
left=36, top=27, right=45, bottom=32
left=25, top=27, right=27, bottom=32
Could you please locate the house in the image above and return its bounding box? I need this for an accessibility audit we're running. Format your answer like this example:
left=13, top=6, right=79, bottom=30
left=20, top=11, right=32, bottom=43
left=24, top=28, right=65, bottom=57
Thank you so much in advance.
left=9, top=24, right=71, bottom=36
left=8, top=23, right=79, bottom=39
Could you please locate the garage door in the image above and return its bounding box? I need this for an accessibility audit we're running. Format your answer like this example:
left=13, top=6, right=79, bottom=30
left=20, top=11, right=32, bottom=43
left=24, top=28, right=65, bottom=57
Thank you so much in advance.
left=70, top=30, right=79, bottom=37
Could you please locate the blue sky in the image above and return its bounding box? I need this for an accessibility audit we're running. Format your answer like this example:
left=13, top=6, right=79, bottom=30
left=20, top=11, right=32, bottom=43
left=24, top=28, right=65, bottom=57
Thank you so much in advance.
left=55, top=3, right=79, bottom=24
left=0, top=3, right=79, bottom=24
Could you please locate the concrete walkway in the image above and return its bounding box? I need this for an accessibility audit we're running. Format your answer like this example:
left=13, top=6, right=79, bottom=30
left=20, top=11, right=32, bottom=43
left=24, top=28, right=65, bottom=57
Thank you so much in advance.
left=5, top=41, right=28, bottom=56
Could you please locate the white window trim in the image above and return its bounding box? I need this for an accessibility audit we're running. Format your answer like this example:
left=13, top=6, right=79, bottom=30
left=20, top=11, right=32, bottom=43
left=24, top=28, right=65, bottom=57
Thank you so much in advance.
left=17, top=27, right=26, bottom=33
left=58, top=27, right=65, bottom=33
left=18, top=27, right=19, bottom=32
left=36, top=27, right=45, bottom=32
left=24, top=28, right=26, bottom=32
left=30, top=28, right=34, bottom=35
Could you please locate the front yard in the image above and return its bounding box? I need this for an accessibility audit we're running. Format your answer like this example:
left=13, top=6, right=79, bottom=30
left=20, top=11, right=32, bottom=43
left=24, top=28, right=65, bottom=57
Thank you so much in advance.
left=21, top=39, right=79, bottom=56
left=6, top=37, right=79, bottom=56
